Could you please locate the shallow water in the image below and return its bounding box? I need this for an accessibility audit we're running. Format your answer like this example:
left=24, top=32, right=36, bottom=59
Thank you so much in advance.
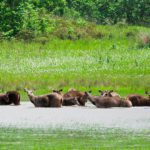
left=0, top=102, right=149, bottom=130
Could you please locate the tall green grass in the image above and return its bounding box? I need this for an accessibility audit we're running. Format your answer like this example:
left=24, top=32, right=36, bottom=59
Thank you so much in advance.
left=0, top=25, right=150, bottom=99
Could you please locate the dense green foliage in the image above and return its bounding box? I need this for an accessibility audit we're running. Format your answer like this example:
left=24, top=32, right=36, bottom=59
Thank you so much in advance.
left=0, top=0, right=149, bottom=39
left=0, top=127, right=150, bottom=150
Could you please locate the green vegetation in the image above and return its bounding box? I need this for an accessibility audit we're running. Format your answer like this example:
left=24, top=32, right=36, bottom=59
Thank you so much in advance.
left=0, top=25, right=150, bottom=99
left=0, top=127, right=149, bottom=150
left=0, top=0, right=149, bottom=39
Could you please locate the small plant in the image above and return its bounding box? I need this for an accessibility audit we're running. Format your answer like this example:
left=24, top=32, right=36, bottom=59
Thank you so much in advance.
left=137, top=32, right=150, bottom=48
left=34, top=36, right=49, bottom=45
left=126, top=31, right=135, bottom=38
left=16, top=29, right=35, bottom=41
left=0, top=32, right=3, bottom=41
left=76, top=18, right=87, bottom=27
left=116, top=20, right=128, bottom=28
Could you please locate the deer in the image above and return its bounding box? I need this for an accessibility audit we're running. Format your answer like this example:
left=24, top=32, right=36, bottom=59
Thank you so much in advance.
left=52, top=89, right=79, bottom=106
left=52, top=89, right=78, bottom=106
left=0, top=93, right=9, bottom=105
left=24, top=88, right=63, bottom=107
left=0, top=91, right=20, bottom=105
left=126, top=91, right=150, bottom=106
left=81, top=91, right=132, bottom=108
left=63, top=89, right=87, bottom=106
left=6, top=91, right=20, bottom=105
left=99, top=90, right=121, bottom=100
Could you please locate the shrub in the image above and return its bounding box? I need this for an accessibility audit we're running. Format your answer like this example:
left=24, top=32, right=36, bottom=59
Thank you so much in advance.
left=137, top=32, right=150, bottom=48
left=34, top=36, right=49, bottom=45
left=0, top=32, right=3, bottom=41
left=52, top=18, right=105, bottom=40
left=126, top=32, right=135, bottom=38
left=16, top=29, right=35, bottom=41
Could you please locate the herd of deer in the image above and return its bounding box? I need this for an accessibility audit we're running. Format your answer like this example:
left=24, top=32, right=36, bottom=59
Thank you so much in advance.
left=0, top=88, right=150, bottom=108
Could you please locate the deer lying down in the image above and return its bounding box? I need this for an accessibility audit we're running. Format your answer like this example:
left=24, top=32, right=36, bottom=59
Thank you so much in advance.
left=24, top=88, right=63, bottom=107
left=0, top=91, right=20, bottom=105
left=0, top=94, right=9, bottom=105
left=52, top=89, right=80, bottom=106
left=81, top=92, right=132, bottom=108
left=126, top=91, right=150, bottom=106
left=6, top=91, right=20, bottom=105
left=52, top=89, right=76, bottom=106
left=63, top=89, right=87, bottom=106
left=99, top=90, right=121, bottom=100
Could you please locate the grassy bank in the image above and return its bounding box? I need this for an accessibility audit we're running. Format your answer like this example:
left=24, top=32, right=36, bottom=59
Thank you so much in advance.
left=0, top=127, right=149, bottom=150
left=0, top=25, right=150, bottom=99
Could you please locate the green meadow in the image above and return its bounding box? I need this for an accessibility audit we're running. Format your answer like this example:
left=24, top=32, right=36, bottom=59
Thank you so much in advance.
left=0, top=127, right=149, bottom=150
left=0, top=25, right=150, bottom=99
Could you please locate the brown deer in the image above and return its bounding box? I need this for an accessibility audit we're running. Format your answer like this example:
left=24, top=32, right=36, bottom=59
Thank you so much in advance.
left=52, top=89, right=78, bottom=106
left=62, top=97, right=79, bottom=106
left=6, top=91, right=20, bottom=105
left=126, top=91, right=150, bottom=106
left=99, top=90, right=121, bottom=100
left=63, top=89, right=87, bottom=106
left=24, top=88, right=63, bottom=107
left=0, top=91, right=20, bottom=105
left=81, top=91, right=132, bottom=108
left=0, top=93, right=9, bottom=105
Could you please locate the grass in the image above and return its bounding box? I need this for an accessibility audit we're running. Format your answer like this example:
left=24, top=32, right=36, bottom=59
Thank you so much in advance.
left=0, top=25, right=150, bottom=100
left=0, top=127, right=149, bottom=150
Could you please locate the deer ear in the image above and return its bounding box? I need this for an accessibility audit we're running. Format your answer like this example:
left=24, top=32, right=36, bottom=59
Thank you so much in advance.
left=84, top=92, right=88, bottom=95
left=99, top=90, right=103, bottom=94
left=110, top=90, right=113, bottom=93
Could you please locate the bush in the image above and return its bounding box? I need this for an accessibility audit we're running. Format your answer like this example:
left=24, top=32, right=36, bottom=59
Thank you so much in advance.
left=52, top=18, right=105, bottom=40
left=0, top=1, right=50, bottom=39
left=0, top=32, right=3, bottom=41
left=126, top=31, right=135, bottom=38
left=16, top=29, right=35, bottom=41
left=34, top=36, right=49, bottom=45
left=137, top=32, right=150, bottom=48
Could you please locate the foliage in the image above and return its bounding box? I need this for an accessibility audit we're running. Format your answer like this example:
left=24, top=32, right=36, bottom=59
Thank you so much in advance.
left=51, top=18, right=104, bottom=40
left=0, top=0, right=149, bottom=39
left=137, top=31, right=150, bottom=48
left=0, top=1, right=49, bottom=39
